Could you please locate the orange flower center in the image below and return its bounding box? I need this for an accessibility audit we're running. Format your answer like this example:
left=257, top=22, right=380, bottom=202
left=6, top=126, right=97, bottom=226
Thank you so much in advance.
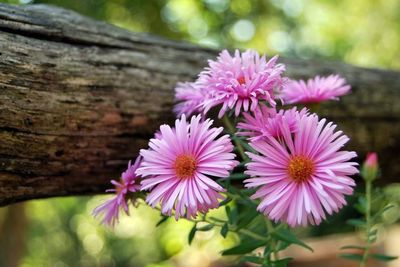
left=288, top=155, right=314, bottom=183
left=174, top=154, right=197, bottom=179
left=237, top=76, right=246, bottom=85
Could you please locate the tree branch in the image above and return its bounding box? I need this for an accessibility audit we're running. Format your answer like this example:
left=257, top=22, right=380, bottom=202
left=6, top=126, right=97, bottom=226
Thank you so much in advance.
left=0, top=3, right=399, bottom=206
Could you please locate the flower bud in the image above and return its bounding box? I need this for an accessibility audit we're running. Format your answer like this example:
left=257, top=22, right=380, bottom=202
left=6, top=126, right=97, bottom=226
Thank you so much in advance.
left=361, top=152, right=378, bottom=181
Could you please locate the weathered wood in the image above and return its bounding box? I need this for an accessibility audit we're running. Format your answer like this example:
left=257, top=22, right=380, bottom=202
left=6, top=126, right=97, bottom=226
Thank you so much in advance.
left=0, top=4, right=399, bottom=206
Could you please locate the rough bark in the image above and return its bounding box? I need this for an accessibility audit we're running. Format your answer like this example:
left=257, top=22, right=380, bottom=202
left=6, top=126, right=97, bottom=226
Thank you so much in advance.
left=0, top=3, right=399, bottom=206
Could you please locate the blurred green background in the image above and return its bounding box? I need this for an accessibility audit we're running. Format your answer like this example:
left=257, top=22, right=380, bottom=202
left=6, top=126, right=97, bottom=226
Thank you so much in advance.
left=0, top=0, right=400, bottom=266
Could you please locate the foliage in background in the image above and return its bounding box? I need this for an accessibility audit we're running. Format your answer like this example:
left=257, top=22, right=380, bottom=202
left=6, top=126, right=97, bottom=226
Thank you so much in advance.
left=2, top=0, right=400, bottom=70
left=16, top=197, right=237, bottom=267
left=341, top=154, right=398, bottom=265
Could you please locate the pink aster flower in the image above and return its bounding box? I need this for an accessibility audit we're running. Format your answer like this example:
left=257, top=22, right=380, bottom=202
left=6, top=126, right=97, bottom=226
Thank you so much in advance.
left=281, top=74, right=351, bottom=104
left=244, top=112, right=358, bottom=227
left=136, top=114, right=238, bottom=219
left=93, top=157, right=142, bottom=227
left=237, top=105, right=309, bottom=141
left=199, top=49, right=285, bottom=118
left=174, top=82, right=207, bottom=116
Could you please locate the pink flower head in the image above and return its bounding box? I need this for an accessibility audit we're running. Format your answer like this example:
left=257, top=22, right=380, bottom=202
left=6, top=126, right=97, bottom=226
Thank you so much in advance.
left=282, top=74, right=351, bottom=104
left=136, top=114, right=239, bottom=219
left=244, top=112, right=358, bottom=227
left=237, top=106, right=309, bottom=141
left=174, top=82, right=206, bottom=117
left=199, top=49, right=285, bottom=118
left=93, top=157, right=142, bottom=227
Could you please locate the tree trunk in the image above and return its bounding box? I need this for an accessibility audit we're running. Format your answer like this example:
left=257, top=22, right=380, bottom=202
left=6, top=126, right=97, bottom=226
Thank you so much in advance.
left=0, top=4, right=399, bottom=206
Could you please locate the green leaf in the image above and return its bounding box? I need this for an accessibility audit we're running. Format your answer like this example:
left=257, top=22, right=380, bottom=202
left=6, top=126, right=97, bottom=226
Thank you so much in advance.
left=272, top=229, right=313, bottom=252
left=155, top=216, right=169, bottom=227
left=188, top=224, right=197, bottom=245
left=276, top=241, right=291, bottom=252
left=340, top=253, right=363, bottom=261
left=237, top=208, right=260, bottom=229
left=263, top=246, right=272, bottom=257
left=240, top=255, right=263, bottom=264
left=226, top=206, right=238, bottom=225
left=346, top=219, right=366, bottom=227
left=220, top=223, right=229, bottom=238
left=367, top=228, right=378, bottom=242
left=354, top=196, right=367, bottom=213
left=271, top=257, right=293, bottom=267
left=340, top=245, right=365, bottom=250
left=382, top=204, right=395, bottom=213
left=197, top=224, right=214, bottom=231
left=209, top=216, right=225, bottom=223
left=228, top=173, right=249, bottom=180
left=368, top=228, right=378, bottom=236
left=372, top=204, right=396, bottom=222
left=219, top=197, right=232, bottom=207
left=232, top=135, right=257, bottom=153
left=222, top=240, right=267, bottom=256
left=371, top=253, right=398, bottom=261
left=236, top=161, right=247, bottom=168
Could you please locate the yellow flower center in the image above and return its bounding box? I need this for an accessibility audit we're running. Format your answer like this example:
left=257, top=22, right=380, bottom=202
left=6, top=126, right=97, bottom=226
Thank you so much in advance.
left=174, top=154, right=197, bottom=179
left=288, top=155, right=314, bottom=183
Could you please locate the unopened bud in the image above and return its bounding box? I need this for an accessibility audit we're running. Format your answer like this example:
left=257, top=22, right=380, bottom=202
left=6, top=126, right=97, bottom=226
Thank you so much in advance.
left=362, top=152, right=378, bottom=181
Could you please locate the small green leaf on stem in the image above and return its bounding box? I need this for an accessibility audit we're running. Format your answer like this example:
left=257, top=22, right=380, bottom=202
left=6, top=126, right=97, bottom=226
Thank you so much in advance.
left=237, top=208, right=259, bottom=229
left=156, top=216, right=169, bottom=227
left=197, top=224, right=214, bottom=231
left=228, top=173, right=249, bottom=180
left=370, top=253, right=398, bottom=261
left=270, top=257, right=293, bottom=267
left=222, top=240, right=267, bottom=255
left=226, top=206, right=238, bottom=225
left=346, top=218, right=366, bottom=227
left=340, top=245, right=366, bottom=250
left=219, top=197, right=232, bottom=207
left=209, top=216, right=226, bottom=223
left=240, top=256, right=263, bottom=264
left=272, top=228, right=313, bottom=252
left=340, top=253, right=363, bottom=261
left=354, top=196, right=367, bottom=214
left=188, top=224, right=197, bottom=245
left=220, top=222, right=229, bottom=238
left=276, top=241, right=291, bottom=252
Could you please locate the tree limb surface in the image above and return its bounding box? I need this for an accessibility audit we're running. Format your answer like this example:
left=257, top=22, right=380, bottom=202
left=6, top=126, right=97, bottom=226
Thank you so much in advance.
left=0, top=4, right=399, bottom=206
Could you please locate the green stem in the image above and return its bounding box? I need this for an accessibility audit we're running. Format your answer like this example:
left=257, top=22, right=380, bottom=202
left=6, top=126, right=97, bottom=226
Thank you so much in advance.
left=190, top=216, right=268, bottom=241
left=154, top=206, right=270, bottom=251
left=204, top=219, right=267, bottom=241
left=224, top=191, right=241, bottom=201
left=238, top=228, right=268, bottom=242
left=360, top=180, right=372, bottom=267
left=265, top=219, right=279, bottom=261
left=222, top=115, right=247, bottom=161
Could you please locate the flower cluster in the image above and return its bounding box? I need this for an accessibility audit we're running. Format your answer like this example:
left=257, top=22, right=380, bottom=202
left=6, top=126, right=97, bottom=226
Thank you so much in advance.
left=175, top=49, right=285, bottom=118
left=93, top=49, right=357, bottom=230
